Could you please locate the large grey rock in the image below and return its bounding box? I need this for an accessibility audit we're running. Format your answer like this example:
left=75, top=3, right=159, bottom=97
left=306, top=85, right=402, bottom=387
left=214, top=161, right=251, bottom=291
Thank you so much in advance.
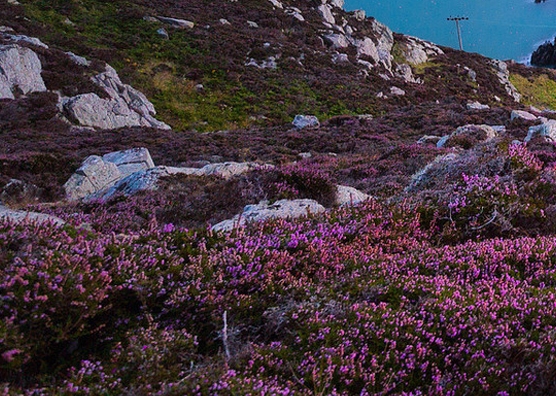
left=335, top=185, right=370, bottom=206
left=64, top=156, right=123, bottom=201
left=355, top=37, right=379, bottom=63
left=212, top=199, right=326, bottom=232
left=91, top=166, right=177, bottom=201
left=0, top=44, right=46, bottom=99
left=62, top=65, right=171, bottom=130
left=399, top=36, right=444, bottom=65
left=0, top=205, right=65, bottom=226
left=323, top=33, right=350, bottom=49
left=103, top=147, right=155, bottom=176
left=511, top=110, right=537, bottom=122
left=490, top=60, right=521, bottom=103
left=395, top=63, right=421, bottom=84
left=370, top=19, right=394, bottom=69
left=246, top=56, right=278, bottom=69
left=156, top=16, right=194, bottom=29
left=64, top=148, right=156, bottom=201
left=525, top=118, right=556, bottom=142
left=293, top=115, right=320, bottom=129
left=318, top=4, right=336, bottom=25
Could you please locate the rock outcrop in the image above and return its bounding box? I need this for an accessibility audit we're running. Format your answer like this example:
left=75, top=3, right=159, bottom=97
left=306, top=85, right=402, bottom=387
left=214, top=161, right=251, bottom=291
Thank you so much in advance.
left=398, top=36, right=444, bottom=65
left=511, top=110, right=537, bottom=122
left=212, top=199, right=326, bottom=232
left=531, top=38, right=556, bottom=67
left=0, top=44, right=46, bottom=99
left=64, top=148, right=155, bottom=201
left=490, top=60, right=521, bottom=103
left=62, top=65, right=171, bottom=130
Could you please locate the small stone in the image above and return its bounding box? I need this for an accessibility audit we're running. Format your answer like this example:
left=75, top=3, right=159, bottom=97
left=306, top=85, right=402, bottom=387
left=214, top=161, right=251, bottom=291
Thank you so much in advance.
left=219, top=18, right=231, bottom=25
left=353, top=9, right=366, bottom=21
left=157, top=28, right=169, bottom=39
left=390, top=86, right=406, bottom=96
left=247, top=21, right=259, bottom=28
left=466, top=101, right=490, bottom=110
left=156, top=16, right=194, bottom=29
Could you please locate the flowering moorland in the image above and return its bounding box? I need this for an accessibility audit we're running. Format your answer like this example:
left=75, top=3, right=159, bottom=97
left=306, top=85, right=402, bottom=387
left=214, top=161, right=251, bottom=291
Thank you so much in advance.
left=1, top=141, right=556, bottom=394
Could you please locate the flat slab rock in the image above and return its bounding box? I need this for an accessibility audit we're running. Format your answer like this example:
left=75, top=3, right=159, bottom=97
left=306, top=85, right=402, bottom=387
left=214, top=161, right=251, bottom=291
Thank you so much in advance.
left=0, top=205, right=65, bottom=226
left=212, top=199, right=326, bottom=232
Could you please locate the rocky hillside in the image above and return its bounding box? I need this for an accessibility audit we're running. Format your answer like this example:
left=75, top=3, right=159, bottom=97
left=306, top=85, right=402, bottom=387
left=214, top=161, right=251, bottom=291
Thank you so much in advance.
left=5, top=0, right=556, bottom=394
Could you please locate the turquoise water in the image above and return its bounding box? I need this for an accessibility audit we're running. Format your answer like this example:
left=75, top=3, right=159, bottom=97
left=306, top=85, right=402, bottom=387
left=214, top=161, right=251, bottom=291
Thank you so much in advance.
left=344, top=0, right=556, bottom=62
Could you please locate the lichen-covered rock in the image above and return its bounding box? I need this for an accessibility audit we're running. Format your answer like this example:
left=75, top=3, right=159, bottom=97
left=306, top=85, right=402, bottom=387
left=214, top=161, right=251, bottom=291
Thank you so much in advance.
left=212, top=199, right=326, bottom=231
left=466, top=101, right=490, bottom=110
left=62, top=65, right=171, bottom=130
left=335, top=185, right=370, bottom=206
left=370, top=19, right=394, bottom=69
left=525, top=118, right=556, bottom=143
left=64, top=148, right=156, bottom=201
left=323, top=33, right=350, bottom=49
left=399, top=36, right=444, bottom=65
left=0, top=44, right=46, bottom=99
left=91, top=166, right=178, bottom=201
left=355, top=37, right=379, bottom=63
left=292, top=115, right=320, bottom=129
left=102, top=147, right=155, bottom=176
left=490, top=60, right=521, bottom=103
left=511, top=110, right=537, bottom=122
left=318, top=4, right=336, bottom=25
left=0, top=205, right=65, bottom=226
left=64, top=155, right=122, bottom=201
left=194, top=162, right=271, bottom=179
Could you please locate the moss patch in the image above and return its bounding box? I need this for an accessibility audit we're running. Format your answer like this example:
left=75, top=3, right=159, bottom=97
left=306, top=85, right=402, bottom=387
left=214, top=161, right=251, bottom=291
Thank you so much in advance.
left=509, top=73, right=556, bottom=110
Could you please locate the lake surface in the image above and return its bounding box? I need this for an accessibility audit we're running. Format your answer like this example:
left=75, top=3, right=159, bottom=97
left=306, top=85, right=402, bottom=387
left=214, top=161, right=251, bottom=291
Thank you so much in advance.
left=344, top=0, right=556, bottom=62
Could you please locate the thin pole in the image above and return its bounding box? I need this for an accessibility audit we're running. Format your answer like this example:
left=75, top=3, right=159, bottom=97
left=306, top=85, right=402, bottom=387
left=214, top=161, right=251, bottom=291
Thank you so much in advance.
left=447, top=16, right=469, bottom=51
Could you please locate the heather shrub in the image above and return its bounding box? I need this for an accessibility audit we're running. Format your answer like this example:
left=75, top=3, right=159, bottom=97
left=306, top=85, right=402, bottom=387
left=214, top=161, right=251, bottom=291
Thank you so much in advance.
left=269, top=161, right=337, bottom=206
